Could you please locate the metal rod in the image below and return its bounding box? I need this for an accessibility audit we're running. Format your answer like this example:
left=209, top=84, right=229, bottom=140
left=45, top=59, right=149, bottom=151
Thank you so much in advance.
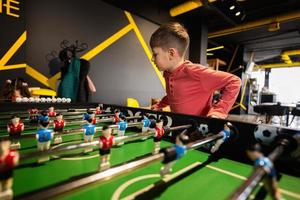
left=17, top=153, right=164, bottom=200
left=187, top=133, right=223, bottom=150
left=19, top=124, right=191, bottom=161
left=227, top=140, right=288, bottom=200
left=0, top=116, right=142, bottom=139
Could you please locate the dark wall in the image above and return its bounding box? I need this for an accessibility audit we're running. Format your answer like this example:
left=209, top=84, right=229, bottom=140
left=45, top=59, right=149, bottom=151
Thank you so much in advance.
left=0, top=0, right=26, bottom=87
left=0, top=0, right=165, bottom=106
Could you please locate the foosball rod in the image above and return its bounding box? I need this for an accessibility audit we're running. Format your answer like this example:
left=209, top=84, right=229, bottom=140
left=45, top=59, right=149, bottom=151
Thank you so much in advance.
left=0, top=116, right=143, bottom=140
left=0, top=112, right=114, bottom=122
left=0, top=107, right=104, bottom=117
left=19, top=124, right=189, bottom=161
left=17, top=129, right=224, bottom=200
left=227, top=136, right=296, bottom=200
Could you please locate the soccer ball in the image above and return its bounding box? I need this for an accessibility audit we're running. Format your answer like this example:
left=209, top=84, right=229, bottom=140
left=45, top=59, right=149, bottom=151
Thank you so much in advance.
left=254, top=124, right=278, bottom=145
left=61, top=98, right=67, bottom=103
left=56, top=98, right=62, bottom=103
left=16, top=97, right=22, bottom=102
left=34, top=97, right=40, bottom=103
left=40, top=97, right=46, bottom=103
left=29, top=97, right=35, bottom=102
left=66, top=98, right=71, bottom=103
left=22, top=97, right=29, bottom=102
left=46, top=97, right=52, bottom=103
left=52, top=98, right=57, bottom=103
left=198, top=124, right=209, bottom=135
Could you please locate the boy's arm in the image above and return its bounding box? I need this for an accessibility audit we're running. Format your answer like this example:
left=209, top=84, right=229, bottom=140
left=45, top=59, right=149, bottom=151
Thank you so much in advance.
left=206, top=70, right=241, bottom=118
left=151, top=96, right=169, bottom=110
left=191, top=67, right=241, bottom=118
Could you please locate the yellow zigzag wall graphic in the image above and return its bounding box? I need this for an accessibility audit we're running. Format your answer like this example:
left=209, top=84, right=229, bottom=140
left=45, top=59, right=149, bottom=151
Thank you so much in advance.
left=0, top=11, right=166, bottom=90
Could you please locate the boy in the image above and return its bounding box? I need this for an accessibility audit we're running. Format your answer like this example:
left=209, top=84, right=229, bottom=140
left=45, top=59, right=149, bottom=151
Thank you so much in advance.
left=150, top=22, right=241, bottom=119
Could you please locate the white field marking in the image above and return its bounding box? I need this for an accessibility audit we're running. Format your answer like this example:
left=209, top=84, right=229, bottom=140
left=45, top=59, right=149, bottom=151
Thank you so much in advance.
left=120, top=162, right=201, bottom=200
left=119, top=161, right=300, bottom=200
left=204, top=163, right=300, bottom=199
left=111, top=174, right=160, bottom=200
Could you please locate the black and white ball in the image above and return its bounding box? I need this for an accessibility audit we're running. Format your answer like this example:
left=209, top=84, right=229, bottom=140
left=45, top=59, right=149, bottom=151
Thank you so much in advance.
left=61, top=98, right=67, bottom=103
left=16, top=97, right=22, bottom=103
left=198, top=124, right=209, bottom=135
left=56, top=98, right=62, bottom=103
left=29, top=97, right=35, bottom=103
left=40, top=97, right=46, bottom=103
left=66, top=98, right=71, bottom=103
left=22, top=97, right=29, bottom=103
left=254, top=124, right=278, bottom=145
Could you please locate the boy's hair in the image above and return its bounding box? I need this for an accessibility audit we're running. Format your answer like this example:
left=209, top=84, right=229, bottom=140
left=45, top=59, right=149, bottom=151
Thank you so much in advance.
left=150, top=22, right=189, bottom=57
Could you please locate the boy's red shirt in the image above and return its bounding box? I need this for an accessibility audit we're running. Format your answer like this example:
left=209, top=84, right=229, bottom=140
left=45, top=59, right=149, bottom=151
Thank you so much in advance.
left=156, top=61, right=241, bottom=119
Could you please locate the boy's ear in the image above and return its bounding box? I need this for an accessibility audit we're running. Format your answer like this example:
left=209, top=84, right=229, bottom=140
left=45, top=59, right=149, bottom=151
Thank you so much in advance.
left=168, top=48, right=176, bottom=59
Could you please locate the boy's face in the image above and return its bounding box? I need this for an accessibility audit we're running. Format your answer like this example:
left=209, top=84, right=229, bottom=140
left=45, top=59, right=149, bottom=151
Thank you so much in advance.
left=151, top=47, right=171, bottom=71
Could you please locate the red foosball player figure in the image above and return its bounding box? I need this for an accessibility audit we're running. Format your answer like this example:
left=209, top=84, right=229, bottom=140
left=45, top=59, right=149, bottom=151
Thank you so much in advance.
left=7, top=115, right=24, bottom=149
left=99, top=125, right=115, bottom=171
left=53, top=113, right=65, bottom=144
left=90, top=111, right=97, bottom=125
left=48, top=106, right=57, bottom=118
left=28, top=108, right=39, bottom=123
left=95, top=104, right=103, bottom=115
left=0, top=140, right=19, bottom=200
left=246, top=144, right=282, bottom=200
left=153, top=119, right=165, bottom=154
left=113, top=109, right=121, bottom=124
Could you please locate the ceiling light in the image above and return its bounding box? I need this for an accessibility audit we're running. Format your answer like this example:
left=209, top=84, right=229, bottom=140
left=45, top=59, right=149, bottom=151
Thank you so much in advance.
left=230, top=5, right=235, bottom=10
left=235, top=11, right=241, bottom=16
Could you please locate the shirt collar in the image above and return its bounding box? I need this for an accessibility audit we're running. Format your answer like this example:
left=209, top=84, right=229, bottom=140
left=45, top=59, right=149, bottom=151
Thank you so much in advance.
left=164, top=60, right=191, bottom=77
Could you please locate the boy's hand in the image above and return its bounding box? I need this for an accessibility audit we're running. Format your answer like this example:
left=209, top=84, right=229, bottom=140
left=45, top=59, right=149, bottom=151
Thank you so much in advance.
left=151, top=103, right=160, bottom=111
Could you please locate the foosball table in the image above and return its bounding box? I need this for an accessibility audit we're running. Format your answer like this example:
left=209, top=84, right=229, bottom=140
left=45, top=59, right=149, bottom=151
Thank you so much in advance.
left=0, top=102, right=299, bottom=200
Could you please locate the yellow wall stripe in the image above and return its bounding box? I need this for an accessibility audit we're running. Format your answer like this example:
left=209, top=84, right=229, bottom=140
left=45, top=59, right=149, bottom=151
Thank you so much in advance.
left=26, top=65, right=50, bottom=87
left=239, top=78, right=248, bottom=104
left=0, top=63, right=26, bottom=70
left=124, top=11, right=166, bottom=89
left=48, top=72, right=61, bottom=90
left=81, top=24, right=133, bottom=61
left=0, top=31, right=26, bottom=67
left=231, top=103, right=240, bottom=110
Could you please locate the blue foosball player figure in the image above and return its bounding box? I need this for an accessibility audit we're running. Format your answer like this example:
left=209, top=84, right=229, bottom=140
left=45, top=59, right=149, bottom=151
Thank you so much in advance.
left=82, top=117, right=96, bottom=153
left=160, top=131, right=189, bottom=176
left=36, top=118, right=53, bottom=163
left=246, top=143, right=282, bottom=200
left=117, top=116, right=128, bottom=146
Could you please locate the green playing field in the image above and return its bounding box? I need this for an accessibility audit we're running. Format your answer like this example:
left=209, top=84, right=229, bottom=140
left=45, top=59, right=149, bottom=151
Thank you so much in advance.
left=8, top=126, right=300, bottom=200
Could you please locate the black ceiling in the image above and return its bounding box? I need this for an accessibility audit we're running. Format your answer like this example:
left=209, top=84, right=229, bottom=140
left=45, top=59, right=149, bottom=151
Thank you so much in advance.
left=103, top=0, right=300, bottom=63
